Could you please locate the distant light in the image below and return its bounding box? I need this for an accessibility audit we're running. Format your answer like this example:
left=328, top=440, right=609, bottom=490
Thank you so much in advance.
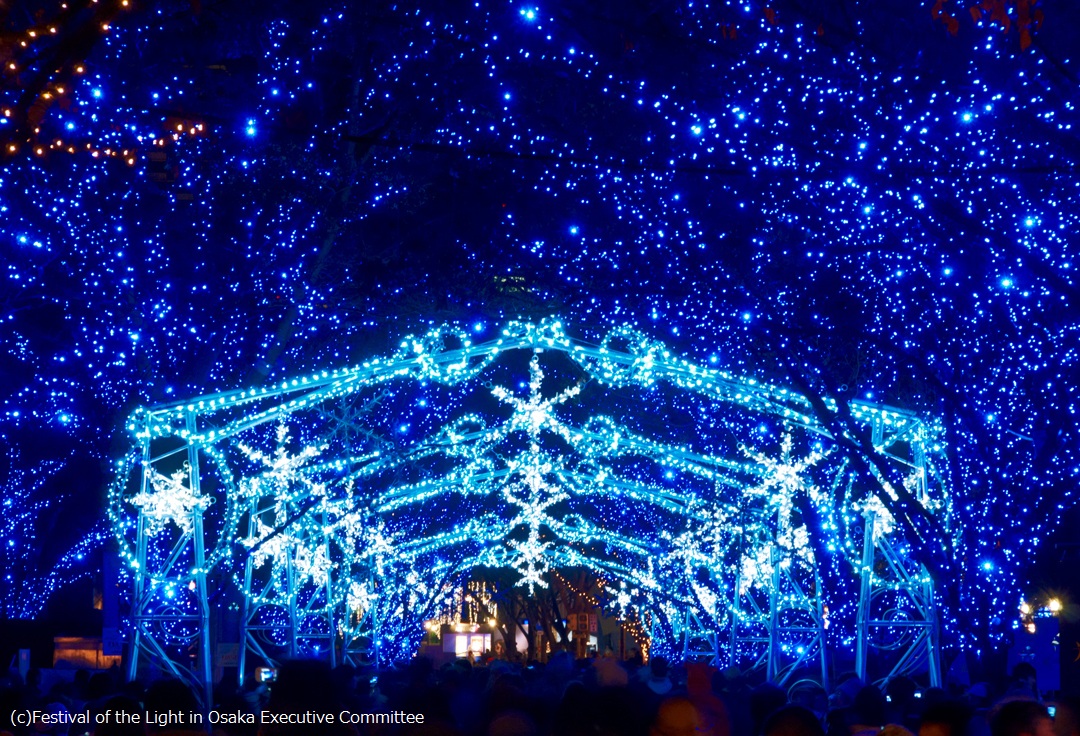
left=858, top=142, right=867, bottom=150
left=473, top=321, right=485, bottom=333
left=961, top=112, right=973, bottom=122
left=91, top=88, right=103, bottom=99
left=981, top=561, right=994, bottom=571
left=519, top=6, right=538, bottom=21
left=65, top=122, right=76, bottom=131
left=569, top=225, right=579, bottom=235
left=999, top=277, right=1013, bottom=288
left=1024, top=217, right=1036, bottom=227
left=246, top=126, right=257, bottom=137
left=504, top=92, right=511, bottom=100
left=1049, top=598, right=1063, bottom=613
left=691, top=125, right=703, bottom=136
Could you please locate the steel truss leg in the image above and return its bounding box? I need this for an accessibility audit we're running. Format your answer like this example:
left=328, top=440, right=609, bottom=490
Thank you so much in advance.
left=239, top=503, right=337, bottom=684
left=856, top=511, right=941, bottom=687
left=128, top=412, right=212, bottom=710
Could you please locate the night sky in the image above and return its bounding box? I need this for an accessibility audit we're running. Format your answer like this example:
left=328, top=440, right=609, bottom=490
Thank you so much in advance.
left=2, top=0, right=1080, bottom=661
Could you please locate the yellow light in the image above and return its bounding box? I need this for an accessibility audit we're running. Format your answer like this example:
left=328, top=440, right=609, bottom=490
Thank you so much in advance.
left=1020, top=601, right=1031, bottom=615
left=1025, top=622, right=1036, bottom=634
left=76, top=66, right=85, bottom=73
left=488, top=618, right=497, bottom=627
left=1049, top=598, right=1062, bottom=613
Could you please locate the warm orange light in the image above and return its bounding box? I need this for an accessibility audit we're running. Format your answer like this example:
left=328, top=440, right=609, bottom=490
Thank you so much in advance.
left=75, top=66, right=85, bottom=73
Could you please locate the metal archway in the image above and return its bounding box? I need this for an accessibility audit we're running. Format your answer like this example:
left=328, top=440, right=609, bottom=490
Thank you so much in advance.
left=110, top=320, right=949, bottom=703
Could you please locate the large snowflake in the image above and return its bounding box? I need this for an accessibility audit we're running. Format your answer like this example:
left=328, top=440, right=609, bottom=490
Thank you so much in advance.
left=741, top=433, right=826, bottom=572
left=488, top=355, right=584, bottom=591
left=499, top=447, right=571, bottom=592
left=129, top=464, right=210, bottom=536
left=490, top=353, right=582, bottom=441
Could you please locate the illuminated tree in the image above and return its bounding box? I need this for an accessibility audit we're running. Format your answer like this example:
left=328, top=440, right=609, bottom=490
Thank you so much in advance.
left=0, top=0, right=1077, bottom=659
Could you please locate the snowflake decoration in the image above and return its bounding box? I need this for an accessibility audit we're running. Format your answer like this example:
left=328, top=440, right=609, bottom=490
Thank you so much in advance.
left=242, top=517, right=296, bottom=570
left=294, top=542, right=332, bottom=587
left=238, top=423, right=327, bottom=505
left=507, top=527, right=552, bottom=593
left=129, top=464, right=210, bottom=536
left=743, top=432, right=825, bottom=533
left=491, top=353, right=582, bottom=440
left=500, top=446, right=570, bottom=591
